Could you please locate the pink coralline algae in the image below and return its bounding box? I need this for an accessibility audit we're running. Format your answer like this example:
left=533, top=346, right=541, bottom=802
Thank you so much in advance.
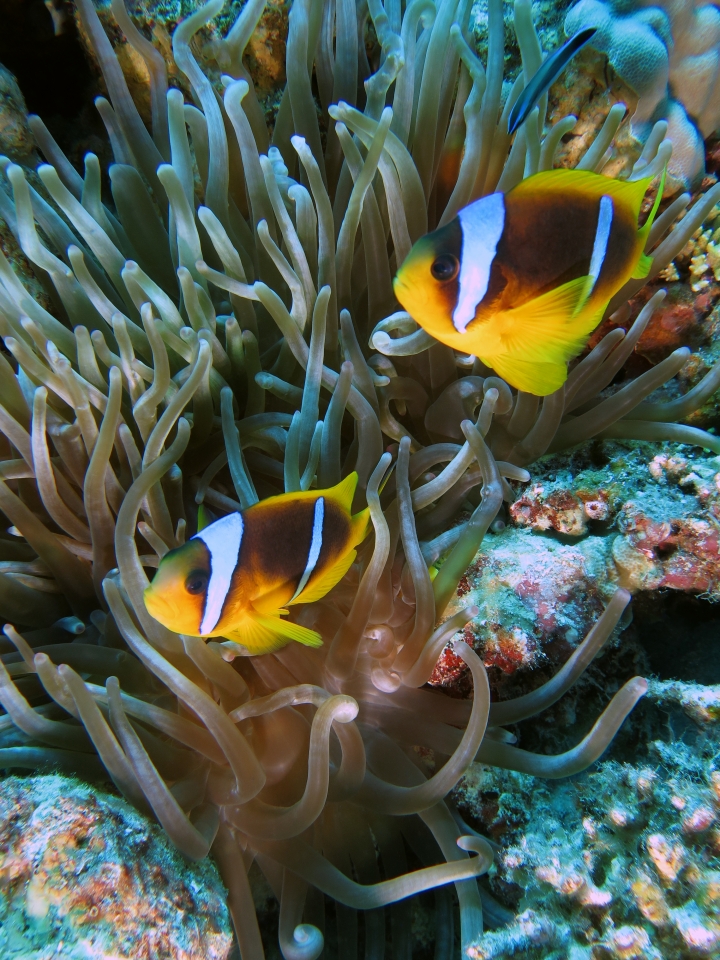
left=0, top=776, right=232, bottom=960
left=508, top=446, right=720, bottom=601
left=430, top=530, right=609, bottom=692
left=613, top=502, right=720, bottom=593
left=510, top=485, right=612, bottom=536
left=432, top=444, right=720, bottom=697
left=613, top=454, right=720, bottom=595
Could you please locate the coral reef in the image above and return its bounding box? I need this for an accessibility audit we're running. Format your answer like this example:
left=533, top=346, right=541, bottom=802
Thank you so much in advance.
left=430, top=441, right=720, bottom=700
left=508, top=442, right=720, bottom=599
left=457, top=722, right=720, bottom=959
left=0, top=774, right=232, bottom=959
left=565, top=0, right=720, bottom=191
left=0, top=0, right=715, bottom=955
left=430, top=528, right=611, bottom=696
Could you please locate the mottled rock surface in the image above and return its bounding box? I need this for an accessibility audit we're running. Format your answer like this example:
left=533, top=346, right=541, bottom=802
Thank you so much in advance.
left=0, top=775, right=232, bottom=960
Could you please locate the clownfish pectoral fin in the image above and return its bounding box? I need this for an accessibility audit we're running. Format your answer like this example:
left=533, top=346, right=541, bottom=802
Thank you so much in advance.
left=486, top=353, right=569, bottom=397
left=224, top=612, right=323, bottom=654
left=287, top=548, right=358, bottom=605
left=488, top=276, right=608, bottom=395
left=253, top=613, right=323, bottom=648
left=496, top=276, right=595, bottom=362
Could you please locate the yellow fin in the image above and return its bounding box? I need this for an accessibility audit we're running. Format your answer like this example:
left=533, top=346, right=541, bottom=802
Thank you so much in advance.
left=197, top=502, right=216, bottom=531
left=492, top=276, right=602, bottom=365
left=350, top=506, right=371, bottom=547
left=637, top=166, right=666, bottom=246
left=326, top=472, right=359, bottom=513
left=224, top=611, right=323, bottom=654
left=288, top=548, right=358, bottom=605
left=486, top=353, right=569, bottom=396
left=632, top=251, right=654, bottom=280
left=254, top=613, right=323, bottom=647
left=223, top=619, right=291, bottom=655
left=511, top=168, right=652, bottom=220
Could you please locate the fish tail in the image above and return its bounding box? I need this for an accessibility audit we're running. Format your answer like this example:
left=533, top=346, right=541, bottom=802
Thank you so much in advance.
left=350, top=506, right=371, bottom=547
left=636, top=165, right=667, bottom=248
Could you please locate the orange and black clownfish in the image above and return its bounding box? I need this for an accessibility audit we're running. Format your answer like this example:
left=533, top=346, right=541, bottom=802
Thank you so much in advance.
left=393, top=168, right=664, bottom=396
left=144, top=473, right=369, bottom=654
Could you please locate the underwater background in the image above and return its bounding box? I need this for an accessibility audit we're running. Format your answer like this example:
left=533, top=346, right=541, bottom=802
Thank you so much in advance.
left=0, top=0, right=717, bottom=957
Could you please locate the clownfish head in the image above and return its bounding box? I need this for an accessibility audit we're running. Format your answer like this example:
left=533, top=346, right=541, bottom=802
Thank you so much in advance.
left=393, top=220, right=461, bottom=340
left=393, top=192, right=506, bottom=341
left=144, top=539, right=210, bottom=635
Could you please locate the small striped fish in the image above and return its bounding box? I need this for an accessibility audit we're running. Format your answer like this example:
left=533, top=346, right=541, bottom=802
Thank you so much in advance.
left=144, top=473, right=369, bottom=654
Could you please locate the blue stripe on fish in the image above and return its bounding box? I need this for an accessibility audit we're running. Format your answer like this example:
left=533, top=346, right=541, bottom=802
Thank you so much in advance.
left=194, top=511, right=244, bottom=635
left=507, top=27, right=598, bottom=136
left=453, top=193, right=505, bottom=335
left=290, top=497, right=325, bottom=602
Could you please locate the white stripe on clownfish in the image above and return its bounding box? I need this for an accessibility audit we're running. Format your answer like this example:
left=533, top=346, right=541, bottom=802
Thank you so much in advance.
left=290, top=497, right=325, bottom=602
left=193, top=511, right=244, bottom=635
left=452, top=192, right=506, bottom=335
left=588, top=195, right=613, bottom=295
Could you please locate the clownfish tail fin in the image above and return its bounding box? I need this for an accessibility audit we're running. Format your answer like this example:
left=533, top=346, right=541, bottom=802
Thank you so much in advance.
left=350, top=506, right=371, bottom=547
left=637, top=165, right=667, bottom=246
left=632, top=251, right=654, bottom=280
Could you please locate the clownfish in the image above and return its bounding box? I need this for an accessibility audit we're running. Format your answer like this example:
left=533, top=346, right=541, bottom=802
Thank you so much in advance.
left=144, top=473, right=369, bottom=655
left=393, top=168, right=664, bottom=396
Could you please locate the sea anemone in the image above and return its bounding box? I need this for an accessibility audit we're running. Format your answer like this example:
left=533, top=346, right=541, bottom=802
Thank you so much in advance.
left=0, top=0, right=717, bottom=956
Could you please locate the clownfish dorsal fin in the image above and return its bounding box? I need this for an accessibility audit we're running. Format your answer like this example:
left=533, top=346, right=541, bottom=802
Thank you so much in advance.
left=511, top=169, right=653, bottom=223
left=197, top=502, right=216, bottom=532
left=327, top=471, right=359, bottom=513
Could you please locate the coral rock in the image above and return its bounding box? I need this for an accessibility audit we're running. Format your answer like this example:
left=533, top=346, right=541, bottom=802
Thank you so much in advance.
left=565, top=0, right=719, bottom=190
left=0, top=63, right=35, bottom=165
left=0, top=775, right=232, bottom=960
left=432, top=528, right=611, bottom=693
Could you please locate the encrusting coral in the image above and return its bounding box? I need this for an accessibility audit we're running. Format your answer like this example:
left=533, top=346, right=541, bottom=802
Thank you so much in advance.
left=455, top=727, right=720, bottom=958
left=0, top=774, right=232, bottom=960
left=0, top=0, right=717, bottom=955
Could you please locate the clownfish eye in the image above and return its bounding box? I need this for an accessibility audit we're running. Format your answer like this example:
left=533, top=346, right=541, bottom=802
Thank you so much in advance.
left=430, top=254, right=459, bottom=282
left=185, top=570, right=208, bottom=595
